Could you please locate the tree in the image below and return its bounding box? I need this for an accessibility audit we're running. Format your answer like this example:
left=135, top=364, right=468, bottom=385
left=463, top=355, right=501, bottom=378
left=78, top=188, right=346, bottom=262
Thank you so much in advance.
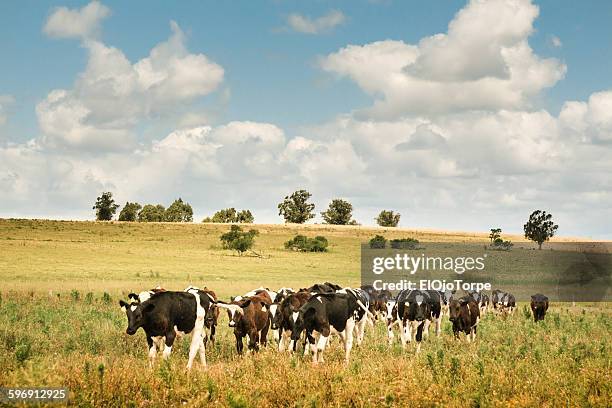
left=376, top=210, right=400, bottom=227
left=321, top=199, right=355, bottom=225
left=118, top=202, right=142, bottom=222
left=524, top=210, right=558, bottom=250
left=278, top=189, right=315, bottom=224
left=93, top=192, right=119, bottom=221
left=236, top=209, right=254, bottom=223
left=204, top=208, right=254, bottom=223
left=220, top=225, right=259, bottom=255
left=164, top=198, right=193, bottom=222
left=489, top=228, right=502, bottom=244
left=138, top=204, right=165, bottom=222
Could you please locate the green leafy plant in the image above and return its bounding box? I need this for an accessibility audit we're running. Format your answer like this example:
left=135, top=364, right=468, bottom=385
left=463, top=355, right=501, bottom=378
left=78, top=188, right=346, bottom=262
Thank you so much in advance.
left=284, top=235, right=328, bottom=252
left=369, top=235, right=387, bottom=249
left=389, top=237, right=420, bottom=249
left=376, top=210, right=400, bottom=227
left=278, top=189, right=315, bottom=224
left=220, top=225, right=259, bottom=255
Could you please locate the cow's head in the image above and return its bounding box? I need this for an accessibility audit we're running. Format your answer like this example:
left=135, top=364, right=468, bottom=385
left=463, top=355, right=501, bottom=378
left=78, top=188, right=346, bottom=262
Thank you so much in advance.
left=270, top=303, right=282, bottom=330
left=119, top=300, right=154, bottom=335
left=448, top=298, right=469, bottom=323
left=223, top=301, right=248, bottom=327
left=408, top=294, right=430, bottom=322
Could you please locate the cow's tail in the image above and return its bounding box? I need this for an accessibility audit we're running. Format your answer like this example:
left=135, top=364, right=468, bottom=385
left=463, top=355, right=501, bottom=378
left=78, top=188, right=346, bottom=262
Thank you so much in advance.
left=356, top=299, right=375, bottom=320
left=416, top=322, right=425, bottom=342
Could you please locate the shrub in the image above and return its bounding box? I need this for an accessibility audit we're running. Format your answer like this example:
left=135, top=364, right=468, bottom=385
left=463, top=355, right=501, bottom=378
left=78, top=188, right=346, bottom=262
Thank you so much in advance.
left=220, top=225, right=259, bottom=255
left=369, top=235, right=387, bottom=249
left=285, top=235, right=329, bottom=252
left=390, top=237, right=420, bottom=249
left=70, top=289, right=80, bottom=301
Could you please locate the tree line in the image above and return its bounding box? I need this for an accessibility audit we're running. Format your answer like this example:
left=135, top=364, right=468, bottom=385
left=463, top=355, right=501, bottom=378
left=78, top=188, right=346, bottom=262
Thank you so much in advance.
left=93, top=190, right=559, bottom=249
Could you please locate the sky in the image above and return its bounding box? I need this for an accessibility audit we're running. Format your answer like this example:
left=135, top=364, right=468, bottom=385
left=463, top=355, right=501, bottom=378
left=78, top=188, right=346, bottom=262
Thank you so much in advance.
left=0, top=0, right=611, bottom=238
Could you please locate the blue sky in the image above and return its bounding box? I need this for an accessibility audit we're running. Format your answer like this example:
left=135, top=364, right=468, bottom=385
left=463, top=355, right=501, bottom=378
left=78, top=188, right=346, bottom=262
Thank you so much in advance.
left=0, top=1, right=611, bottom=238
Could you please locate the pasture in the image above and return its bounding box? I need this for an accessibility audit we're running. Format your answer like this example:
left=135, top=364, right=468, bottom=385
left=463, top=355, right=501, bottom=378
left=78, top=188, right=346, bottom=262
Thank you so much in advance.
left=0, top=219, right=610, bottom=407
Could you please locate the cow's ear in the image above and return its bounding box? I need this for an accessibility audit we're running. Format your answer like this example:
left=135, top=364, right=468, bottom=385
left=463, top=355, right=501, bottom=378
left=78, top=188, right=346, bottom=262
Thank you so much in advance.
left=128, top=293, right=139, bottom=301
left=119, top=300, right=128, bottom=311
left=241, top=299, right=252, bottom=308
left=143, top=303, right=155, bottom=313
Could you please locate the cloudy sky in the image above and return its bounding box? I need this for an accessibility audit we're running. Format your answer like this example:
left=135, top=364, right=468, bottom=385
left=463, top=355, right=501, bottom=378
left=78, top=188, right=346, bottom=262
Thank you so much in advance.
left=0, top=0, right=611, bottom=238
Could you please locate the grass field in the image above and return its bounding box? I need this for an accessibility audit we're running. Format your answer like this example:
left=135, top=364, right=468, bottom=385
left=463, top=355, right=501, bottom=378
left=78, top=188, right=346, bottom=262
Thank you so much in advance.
left=0, top=219, right=610, bottom=407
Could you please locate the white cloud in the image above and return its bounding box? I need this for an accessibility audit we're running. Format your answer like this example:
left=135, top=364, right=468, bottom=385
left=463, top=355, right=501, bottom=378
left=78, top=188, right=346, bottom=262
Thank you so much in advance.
left=43, top=1, right=110, bottom=40
left=320, top=0, right=566, bottom=117
left=287, top=10, right=345, bottom=34
left=560, top=90, right=612, bottom=144
left=0, top=95, right=15, bottom=126
left=37, top=21, right=224, bottom=151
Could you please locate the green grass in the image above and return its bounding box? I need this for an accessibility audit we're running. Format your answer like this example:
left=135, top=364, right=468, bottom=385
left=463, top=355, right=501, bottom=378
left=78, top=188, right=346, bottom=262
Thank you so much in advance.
left=0, top=219, right=610, bottom=407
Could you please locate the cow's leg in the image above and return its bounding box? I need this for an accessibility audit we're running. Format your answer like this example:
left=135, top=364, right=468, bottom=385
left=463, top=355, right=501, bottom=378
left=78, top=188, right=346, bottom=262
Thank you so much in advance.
left=235, top=332, right=244, bottom=355
left=410, top=321, right=420, bottom=343
left=209, top=323, right=216, bottom=345
left=146, top=336, right=157, bottom=368
left=187, top=323, right=205, bottom=370
left=435, top=316, right=441, bottom=337
left=248, top=330, right=259, bottom=352
left=315, top=329, right=330, bottom=364
left=163, top=331, right=176, bottom=360
left=399, top=320, right=409, bottom=348
left=422, top=319, right=431, bottom=339
left=343, top=318, right=355, bottom=363
left=272, top=329, right=280, bottom=343
left=309, top=331, right=320, bottom=363
left=387, top=321, right=395, bottom=345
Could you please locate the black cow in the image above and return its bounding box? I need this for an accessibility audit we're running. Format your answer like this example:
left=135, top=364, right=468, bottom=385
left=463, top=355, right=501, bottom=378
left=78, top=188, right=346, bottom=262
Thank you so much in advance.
left=530, top=294, right=549, bottom=322
left=448, top=296, right=480, bottom=341
left=119, top=290, right=214, bottom=369
left=292, top=292, right=369, bottom=364
left=337, top=288, right=373, bottom=346
left=396, top=289, right=442, bottom=352
left=304, top=282, right=343, bottom=294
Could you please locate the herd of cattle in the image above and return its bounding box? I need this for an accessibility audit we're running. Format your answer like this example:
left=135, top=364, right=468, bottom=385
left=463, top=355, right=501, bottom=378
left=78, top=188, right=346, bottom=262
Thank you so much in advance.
left=118, top=283, right=550, bottom=369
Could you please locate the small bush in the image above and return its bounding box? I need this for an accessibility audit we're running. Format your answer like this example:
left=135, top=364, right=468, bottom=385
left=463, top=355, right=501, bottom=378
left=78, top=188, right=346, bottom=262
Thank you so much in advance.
left=220, top=225, right=259, bottom=255
left=15, top=340, right=32, bottom=365
left=70, top=290, right=80, bottom=301
left=369, top=235, right=387, bottom=249
left=390, top=237, right=420, bottom=249
left=285, top=235, right=328, bottom=252
left=101, top=292, right=112, bottom=304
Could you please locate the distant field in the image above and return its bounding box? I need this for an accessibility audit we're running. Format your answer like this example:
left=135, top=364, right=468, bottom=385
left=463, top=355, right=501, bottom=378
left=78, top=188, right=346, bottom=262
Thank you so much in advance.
left=0, top=219, right=610, bottom=407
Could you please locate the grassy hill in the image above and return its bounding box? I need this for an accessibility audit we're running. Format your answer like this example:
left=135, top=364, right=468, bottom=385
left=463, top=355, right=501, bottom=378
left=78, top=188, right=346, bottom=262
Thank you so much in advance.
left=0, top=219, right=609, bottom=406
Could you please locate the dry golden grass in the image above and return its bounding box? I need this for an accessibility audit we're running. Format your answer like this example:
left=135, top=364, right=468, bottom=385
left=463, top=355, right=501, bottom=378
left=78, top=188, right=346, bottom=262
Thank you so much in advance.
left=0, top=219, right=610, bottom=407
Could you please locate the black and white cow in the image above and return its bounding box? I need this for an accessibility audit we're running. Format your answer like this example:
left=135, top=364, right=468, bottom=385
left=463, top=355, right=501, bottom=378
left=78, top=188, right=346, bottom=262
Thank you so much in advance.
left=468, top=290, right=490, bottom=316
left=448, top=296, right=480, bottom=341
left=396, top=289, right=442, bottom=352
left=493, top=290, right=516, bottom=315
left=530, top=293, right=549, bottom=322
left=337, top=288, right=373, bottom=346
left=439, top=290, right=455, bottom=317
left=119, top=290, right=214, bottom=369
left=291, top=292, right=370, bottom=364
left=385, top=298, right=400, bottom=345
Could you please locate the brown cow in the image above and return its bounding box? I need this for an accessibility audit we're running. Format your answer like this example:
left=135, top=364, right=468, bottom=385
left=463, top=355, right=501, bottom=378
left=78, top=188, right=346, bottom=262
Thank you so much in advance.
left=273, top=290, right=312, bottom=352
left=448, top=296, right=480, bottom=342
left=218, top=295, right=270, bottom=354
